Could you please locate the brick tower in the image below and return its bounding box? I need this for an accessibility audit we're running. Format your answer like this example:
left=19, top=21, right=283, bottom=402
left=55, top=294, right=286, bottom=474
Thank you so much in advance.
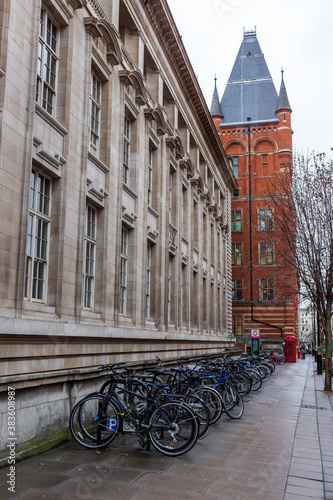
left=211, top=28, right=298, bottom=351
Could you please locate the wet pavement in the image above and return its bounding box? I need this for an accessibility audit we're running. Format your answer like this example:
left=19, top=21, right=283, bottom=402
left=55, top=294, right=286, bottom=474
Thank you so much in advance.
left=1, top=356, right=333, bottom=500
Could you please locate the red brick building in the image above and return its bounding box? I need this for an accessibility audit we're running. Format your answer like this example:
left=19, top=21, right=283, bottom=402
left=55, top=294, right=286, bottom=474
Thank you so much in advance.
left=211, top=29, right=298, bottom=351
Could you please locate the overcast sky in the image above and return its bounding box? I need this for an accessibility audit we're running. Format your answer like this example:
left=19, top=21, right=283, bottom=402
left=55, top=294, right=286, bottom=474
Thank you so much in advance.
left=167, top=0, right=333, bottom=158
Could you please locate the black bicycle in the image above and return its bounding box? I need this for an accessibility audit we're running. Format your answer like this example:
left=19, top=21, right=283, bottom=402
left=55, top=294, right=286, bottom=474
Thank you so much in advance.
left=69, top=363, right=200, bottom=457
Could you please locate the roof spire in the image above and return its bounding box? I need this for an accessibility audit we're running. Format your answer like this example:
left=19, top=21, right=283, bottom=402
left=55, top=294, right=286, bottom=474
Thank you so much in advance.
left=210, top=75, right=223, bottom=118
left=243, top=26, right=257, bottom=37
left=276, top=69, right=292, bottom=113
left=220, top=30, right=279, bottom=125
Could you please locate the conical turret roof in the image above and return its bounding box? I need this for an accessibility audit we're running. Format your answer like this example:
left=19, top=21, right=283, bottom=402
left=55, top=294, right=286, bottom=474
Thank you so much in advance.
left=210, top=77, right=223, bottom=118
left=276, top=70, right=292, bottom=112
left=220, top=29, right=279, bottom=126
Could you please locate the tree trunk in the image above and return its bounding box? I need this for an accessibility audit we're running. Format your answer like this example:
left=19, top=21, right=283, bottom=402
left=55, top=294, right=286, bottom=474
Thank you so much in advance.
left=324, top=314, right=332, bottom=392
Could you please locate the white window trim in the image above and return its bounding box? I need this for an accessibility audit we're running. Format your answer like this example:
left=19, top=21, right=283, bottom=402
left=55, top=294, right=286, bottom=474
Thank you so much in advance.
left=123, top=116, right=131, bottom=184
left=25, top=169, right=52, bottom=302
left=119, top=227, right=128, bottom=314
left=148, top=147, right=153, bottom=206
left=146, top=244, right=152, bottom=319
left=36, top=8, right=59, bottom=115
left=84, top=205, right=97, bottom=309
left=90, top=73, right=102, bottom=156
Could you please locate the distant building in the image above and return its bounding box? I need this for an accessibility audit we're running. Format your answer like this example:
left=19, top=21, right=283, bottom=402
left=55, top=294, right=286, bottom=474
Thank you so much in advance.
left=0, top=0, right=237, bottom=462
left=211, top=28, right=298, bottom=350
left=299, top=307, right=315, bottom=346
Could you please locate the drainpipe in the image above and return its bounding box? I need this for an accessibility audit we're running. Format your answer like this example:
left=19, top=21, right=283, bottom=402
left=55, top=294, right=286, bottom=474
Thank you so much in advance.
left=247, top=118, right=283, bottom=339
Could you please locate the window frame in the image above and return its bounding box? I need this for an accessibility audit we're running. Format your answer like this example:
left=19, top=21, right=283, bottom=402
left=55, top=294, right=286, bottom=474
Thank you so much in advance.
left=90, top=73, right=102, bottom=156
left=231, top=210, right=243, bottom=232
left=259, top=242, right=274, bottom=265
left=84, top=205, right=97, bottom=309
left=119, top=227, right=128, bottom=314
left=261, top=153, right=269, bottom=177
left=36, top=8, right=59, bottom=115
left=232, top=314, right=244, bottom=335
left=232, top=243, right=243, bottom=266
left=259, top=208, right=273, bottom=231
left=232, top=278, right=243, bottom=300
left=169, top=171, right=172, bottom=213
left=167, top=258, right=172, bottom=324
left=232, top=156, right=239, bottom=179
left=146, top=243, right=152, bottom=319
left=123, top=115, right=131, bottom=184
left=148, top=147, right=153, bottom=206
left=260, top=278, right=275, bottom=300
left=25, top=169, right=52, bottom=302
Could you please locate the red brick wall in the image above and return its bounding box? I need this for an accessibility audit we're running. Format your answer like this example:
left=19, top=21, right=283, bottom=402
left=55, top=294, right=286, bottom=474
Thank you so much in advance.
left=215, top=111, right=298, bottom=343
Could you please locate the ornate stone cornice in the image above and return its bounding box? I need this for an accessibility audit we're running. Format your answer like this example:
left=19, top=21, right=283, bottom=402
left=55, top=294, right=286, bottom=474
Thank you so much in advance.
left=141, top=0, right=237, bottom=193
left=119, top=69, right=132, bottom=87
left=84, top=17, right=103, bottom=38
left=165, top=135, right=185, bottom=159
left=190, top=175, right=204, bottom=194
left=129, top=69, right=147, bottom=106
left=179, top=157, right=195, bottom=178
left=67, top=0, right=84, bottom=9
left=120, top=69, right=148, bottom=106
left=91, top=44, right=112, bottom=79
left=144, top=106, right=167, bottom=136
left=84, top=17, right=121, bottom=65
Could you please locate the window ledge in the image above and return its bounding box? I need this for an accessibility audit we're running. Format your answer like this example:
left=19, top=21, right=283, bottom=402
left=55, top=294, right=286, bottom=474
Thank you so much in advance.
left=35, top=103, right=69, bottom=137
left=122, top=183, right=138, bottom=199
left=144, top=320, right=157, bottom=330
left=148, top=205, right=159, bottom=219
left=23, top=301, right=58, bottom=319
left=81, top=310, right=102, bottom=322
left=118, top=315, right=135, bottom=328
left=88, top=151, right=110, bottom=173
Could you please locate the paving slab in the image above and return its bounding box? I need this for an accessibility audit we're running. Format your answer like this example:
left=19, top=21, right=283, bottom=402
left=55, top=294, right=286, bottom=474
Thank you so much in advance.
left=0, top=356, right=332, bottom=500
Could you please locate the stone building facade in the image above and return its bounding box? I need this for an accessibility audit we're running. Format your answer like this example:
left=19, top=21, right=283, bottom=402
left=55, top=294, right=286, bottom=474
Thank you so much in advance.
left=211, top=29, right=298, bottom=351
left=0, top=0, right=236, bottom=460
left=299, top=307, right=315, bottom=348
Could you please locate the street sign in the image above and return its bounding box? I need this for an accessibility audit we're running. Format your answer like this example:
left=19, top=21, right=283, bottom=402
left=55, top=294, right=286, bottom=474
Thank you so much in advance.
left=251, top=329, right=260, bottom=354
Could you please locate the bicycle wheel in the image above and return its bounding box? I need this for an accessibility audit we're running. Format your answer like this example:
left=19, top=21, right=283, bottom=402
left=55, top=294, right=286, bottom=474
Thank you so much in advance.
left=257, top=364, right=271, bottom=381
left=222, top=385, right=244, bottom=419
left=260, top=361, right=275, bottom=374
left=232, top=373, right=251, bottom=396
left=170, top=394, right=210, bottom=438
left=69, top=394, right=120, bottom=449
left=116, top=385, right=149, bottom=420
left=276, top=357, right=286, bottom=365
left=246, top=369, right=262, bottom=391
left=148, top=402, right=199, bottom=456
left=237, top=371, right=253, bottom=392
left=192, top=386, right=223, bottom=424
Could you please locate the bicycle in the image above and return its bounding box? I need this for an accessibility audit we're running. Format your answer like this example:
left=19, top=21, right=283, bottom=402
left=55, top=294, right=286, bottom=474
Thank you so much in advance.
left=186, top=360, right=244, bottom=419
left=100, top=364, right=211, bottom=439
left=69, top=363, right=199, bottom=457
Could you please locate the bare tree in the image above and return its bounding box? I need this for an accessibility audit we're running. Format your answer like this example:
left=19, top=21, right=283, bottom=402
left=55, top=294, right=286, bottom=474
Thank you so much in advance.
left=264, top=153, right=333, bottom=391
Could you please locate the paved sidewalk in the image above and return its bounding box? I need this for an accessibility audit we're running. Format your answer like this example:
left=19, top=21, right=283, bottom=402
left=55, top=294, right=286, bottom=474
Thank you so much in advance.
left=1, top=356, right=332, bottom=500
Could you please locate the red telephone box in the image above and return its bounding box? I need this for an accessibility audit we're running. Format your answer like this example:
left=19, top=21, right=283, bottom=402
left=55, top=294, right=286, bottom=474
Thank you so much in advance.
left=285, top=335, right=297, bottom=362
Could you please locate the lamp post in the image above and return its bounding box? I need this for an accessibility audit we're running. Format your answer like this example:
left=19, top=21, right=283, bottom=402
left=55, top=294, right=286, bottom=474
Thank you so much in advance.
left=317, top=302, right=322, bottom=375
